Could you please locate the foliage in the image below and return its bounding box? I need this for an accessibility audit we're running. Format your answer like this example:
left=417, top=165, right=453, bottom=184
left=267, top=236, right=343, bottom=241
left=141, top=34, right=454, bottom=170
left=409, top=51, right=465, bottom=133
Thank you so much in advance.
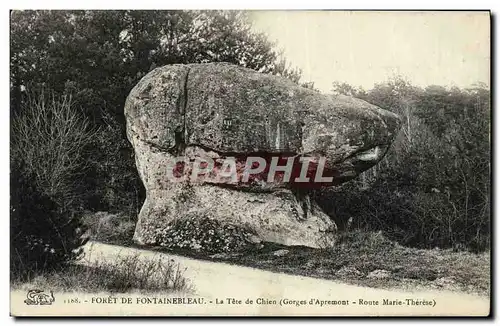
left=155, top=216, right=258, bottom=253
left=11, top=92, right=97, bottom=208
left=10, top=10, right=301, bottom=214
left=327, top=78, right=490, bottom=251
left=10, top=93, right=95, bottom=279
left=12, top=252, right=191, bottom=293
left=10, top=162, right=88, bottom=280
left=82, top=211, right=136, bottom=246
left=207, top=230, right=489, bottom=295
left=10, top=10, right=490, bottom=257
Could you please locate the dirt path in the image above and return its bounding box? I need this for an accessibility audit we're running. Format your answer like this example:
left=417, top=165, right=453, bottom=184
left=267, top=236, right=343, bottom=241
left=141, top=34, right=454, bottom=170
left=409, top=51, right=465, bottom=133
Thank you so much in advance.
left=11, top=241, right=490, bottom=316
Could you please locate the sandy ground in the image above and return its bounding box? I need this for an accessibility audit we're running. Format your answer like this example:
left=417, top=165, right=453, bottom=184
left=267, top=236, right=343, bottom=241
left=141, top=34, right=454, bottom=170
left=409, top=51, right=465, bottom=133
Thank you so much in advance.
left=11, top=241, right=490, bottom=317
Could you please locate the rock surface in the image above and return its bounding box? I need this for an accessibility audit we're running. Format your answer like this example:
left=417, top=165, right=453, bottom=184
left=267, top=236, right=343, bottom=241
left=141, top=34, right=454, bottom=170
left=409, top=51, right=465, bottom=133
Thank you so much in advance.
left=125, top=62, right=400, bottom=250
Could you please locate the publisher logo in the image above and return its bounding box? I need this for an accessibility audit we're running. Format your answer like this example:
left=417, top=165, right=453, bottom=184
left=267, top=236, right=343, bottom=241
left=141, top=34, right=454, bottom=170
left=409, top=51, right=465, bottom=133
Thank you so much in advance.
left=24, top=289, right=55, bottom=305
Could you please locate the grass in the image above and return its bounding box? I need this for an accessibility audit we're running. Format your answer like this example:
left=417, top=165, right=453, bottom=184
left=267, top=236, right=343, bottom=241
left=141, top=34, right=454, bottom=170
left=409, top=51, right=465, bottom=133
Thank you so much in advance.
left=212, top=230, right=490, bottom=296
left=11, top=253, right=191, bottom=294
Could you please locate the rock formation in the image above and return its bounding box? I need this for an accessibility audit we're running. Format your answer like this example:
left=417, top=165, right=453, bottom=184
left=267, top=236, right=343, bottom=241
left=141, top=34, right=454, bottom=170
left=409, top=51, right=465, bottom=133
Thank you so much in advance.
left=125, top=62, right=400, bottom=251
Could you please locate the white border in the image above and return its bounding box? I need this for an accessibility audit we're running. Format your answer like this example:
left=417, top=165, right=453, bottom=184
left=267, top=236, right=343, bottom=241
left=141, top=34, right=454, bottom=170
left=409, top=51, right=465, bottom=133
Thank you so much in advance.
left=1, top=1, right=497, bottom=325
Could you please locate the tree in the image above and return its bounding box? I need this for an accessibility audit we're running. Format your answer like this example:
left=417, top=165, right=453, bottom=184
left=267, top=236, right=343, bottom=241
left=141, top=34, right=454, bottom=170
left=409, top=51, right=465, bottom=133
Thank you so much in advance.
left=10, top=10, right=302, bottom=213
left=325, top=78, right=490, bottom=251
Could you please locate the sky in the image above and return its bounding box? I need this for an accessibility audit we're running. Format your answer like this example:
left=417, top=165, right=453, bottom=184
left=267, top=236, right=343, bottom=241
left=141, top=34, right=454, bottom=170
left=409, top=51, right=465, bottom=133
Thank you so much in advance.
left=249, top=11, right=490, bottom=93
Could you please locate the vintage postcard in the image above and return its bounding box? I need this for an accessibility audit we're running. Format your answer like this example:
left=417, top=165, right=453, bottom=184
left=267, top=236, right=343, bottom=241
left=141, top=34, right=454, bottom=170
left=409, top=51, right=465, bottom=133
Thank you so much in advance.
left=10, top=10, right=491, bottom=317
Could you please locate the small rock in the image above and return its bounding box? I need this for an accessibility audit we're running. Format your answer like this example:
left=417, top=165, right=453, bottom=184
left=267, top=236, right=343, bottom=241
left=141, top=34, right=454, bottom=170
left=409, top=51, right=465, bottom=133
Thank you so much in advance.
left=209, top=252, right=241, bottom=259
left=272, top=249, right=290, bottom=257
left=247, top=234, right=262, bottom=244
left=434, top=277, right=456, bottom=287
left=367, top=269, right=391, bottom=279
left=335, top=266, right=363, bottom=278
left=210, top=253, right=228, bottom=259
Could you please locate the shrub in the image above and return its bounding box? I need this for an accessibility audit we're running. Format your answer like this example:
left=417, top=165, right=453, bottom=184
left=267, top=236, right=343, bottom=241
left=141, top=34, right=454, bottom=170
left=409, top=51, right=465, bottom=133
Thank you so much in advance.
left=11, top=10, right=302, bottom=214
left=89, top=254, right=190, bottom=293
left=10, top=92, right=94, bottom=279
left=10, top=161, right=88, bottom=280
left=11, top=91, right=98, bottom=208
left=315, top=162, right=490, bottom=252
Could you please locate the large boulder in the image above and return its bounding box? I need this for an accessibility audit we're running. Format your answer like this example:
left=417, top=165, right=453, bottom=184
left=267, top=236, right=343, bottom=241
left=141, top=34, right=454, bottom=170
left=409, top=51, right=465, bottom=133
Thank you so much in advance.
left=125, top=62, right=400, bottom=250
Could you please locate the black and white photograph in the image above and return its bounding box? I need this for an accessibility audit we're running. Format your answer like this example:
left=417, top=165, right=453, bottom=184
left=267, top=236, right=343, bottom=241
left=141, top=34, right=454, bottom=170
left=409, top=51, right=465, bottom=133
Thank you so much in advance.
left=8, top=9, right=491, bottom=317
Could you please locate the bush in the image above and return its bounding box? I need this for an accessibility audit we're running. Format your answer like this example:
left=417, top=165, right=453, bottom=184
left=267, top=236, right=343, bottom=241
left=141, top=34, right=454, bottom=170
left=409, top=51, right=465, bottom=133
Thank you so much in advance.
left=315, top=162, right=490, bottom=252
left=82, top=211, right=136, bottom=245
left=10, top=162, right=88, bottom=280
left=10, top=92, right=94, bottom=279
left=327, top=80, right=490, bottom=253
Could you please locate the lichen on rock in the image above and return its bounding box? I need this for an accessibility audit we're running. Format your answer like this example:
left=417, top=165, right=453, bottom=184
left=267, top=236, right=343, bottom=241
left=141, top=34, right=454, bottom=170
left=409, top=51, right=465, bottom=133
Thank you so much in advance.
left=154, top=214, right=259, bottom=253
left=125, top=62, right=401, bottom=250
